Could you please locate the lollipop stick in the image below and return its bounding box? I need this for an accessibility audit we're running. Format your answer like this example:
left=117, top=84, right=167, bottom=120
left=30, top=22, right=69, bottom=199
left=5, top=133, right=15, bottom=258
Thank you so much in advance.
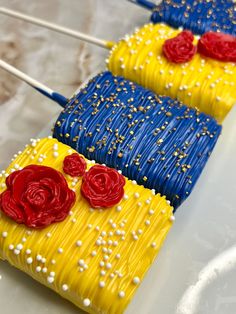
left=0, top=7, right=113, bottom=49
left=127, top=0, right=156, bottom=10
left=0, top=59, right=68, bottom=108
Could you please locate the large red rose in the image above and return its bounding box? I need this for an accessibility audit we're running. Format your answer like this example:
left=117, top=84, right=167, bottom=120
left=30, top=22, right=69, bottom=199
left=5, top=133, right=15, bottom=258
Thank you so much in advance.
left=163, top=30, right=197, bottom=63
left=198, top=32, right=236, bottom=62
left=0, top=165, right=76, bottom=228
left=63, top=153, right=87, bottom=177
left=81, top=165, right=125, bottom=208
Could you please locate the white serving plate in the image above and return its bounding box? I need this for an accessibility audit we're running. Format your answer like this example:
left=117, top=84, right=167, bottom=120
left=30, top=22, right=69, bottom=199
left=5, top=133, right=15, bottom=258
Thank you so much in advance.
left=0, top=89, right=236, bottom=314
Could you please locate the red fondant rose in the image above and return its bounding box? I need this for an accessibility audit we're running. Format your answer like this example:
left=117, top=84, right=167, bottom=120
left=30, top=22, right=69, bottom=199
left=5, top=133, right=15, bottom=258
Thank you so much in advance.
left=0, top=165, right=76, bottom=228
left=81, top=165, right=125, bottom=208
left=163, top=30, right=197, bottom=63
left=198, top=32, right=236, bottom=62
left=63, top=153, right=87, bottom=177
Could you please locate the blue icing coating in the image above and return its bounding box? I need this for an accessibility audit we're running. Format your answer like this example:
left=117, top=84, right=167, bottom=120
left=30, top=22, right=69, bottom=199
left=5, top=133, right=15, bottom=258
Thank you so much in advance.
left=150, top=0, right=236, bottom=36
left=53, top=71, right=221, bottom=209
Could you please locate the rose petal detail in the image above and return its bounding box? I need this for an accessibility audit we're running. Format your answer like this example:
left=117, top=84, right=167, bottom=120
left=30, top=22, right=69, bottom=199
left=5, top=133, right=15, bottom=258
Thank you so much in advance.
left=81, top=165, right=125, bottom=208
left=63, top=153, right=87, bottom=177
left=163, top=30, right=197, bottom=63
left=0, top=165, right=76, bottom=229
left=198, top=32, right=236, bottom=62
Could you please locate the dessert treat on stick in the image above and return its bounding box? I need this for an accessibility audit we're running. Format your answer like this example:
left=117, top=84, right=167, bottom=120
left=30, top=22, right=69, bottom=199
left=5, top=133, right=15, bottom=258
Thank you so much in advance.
left=107, top=23, right=236, bottom=123
left=128, top=0, right=236, bottom=36
left=0, top=61, right=221, bottom=209
left=0, top=8, right=235, bottom=122
left=0, top=137, right=173, bottom=313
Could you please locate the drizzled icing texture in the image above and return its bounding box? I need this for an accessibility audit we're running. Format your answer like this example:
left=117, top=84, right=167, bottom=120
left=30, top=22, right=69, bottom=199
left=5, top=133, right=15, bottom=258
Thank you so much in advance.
left=53, top=71, right=221, bottom=208
left=151, top=0, right=236, bottom=36
left=107, top=23, right=236, bottom=122
left=0, top=138, right=173, bottom=314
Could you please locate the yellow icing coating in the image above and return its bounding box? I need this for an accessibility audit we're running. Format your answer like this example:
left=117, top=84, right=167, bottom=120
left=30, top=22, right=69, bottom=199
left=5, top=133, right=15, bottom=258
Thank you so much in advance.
left=108, top=23, right=236, bottom=123
left=0, top=137, right=173, bottom=314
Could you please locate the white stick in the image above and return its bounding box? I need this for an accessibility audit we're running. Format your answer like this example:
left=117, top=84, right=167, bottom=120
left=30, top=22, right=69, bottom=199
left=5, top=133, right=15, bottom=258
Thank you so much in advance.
left=0, top=7, right=111, bottom=49
left=0, top=59, right=68, bottom=107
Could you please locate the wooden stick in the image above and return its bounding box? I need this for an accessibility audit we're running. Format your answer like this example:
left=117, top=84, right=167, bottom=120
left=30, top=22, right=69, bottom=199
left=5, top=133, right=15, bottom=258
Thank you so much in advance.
left=0, top=59, right=68, bottom=107
left=0, top=7, right=113, bottom=49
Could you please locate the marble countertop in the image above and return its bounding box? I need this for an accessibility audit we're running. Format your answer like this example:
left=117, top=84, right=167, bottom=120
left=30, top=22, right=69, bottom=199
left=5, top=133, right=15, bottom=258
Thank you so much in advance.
left=0, top=0, right=149, bottom=169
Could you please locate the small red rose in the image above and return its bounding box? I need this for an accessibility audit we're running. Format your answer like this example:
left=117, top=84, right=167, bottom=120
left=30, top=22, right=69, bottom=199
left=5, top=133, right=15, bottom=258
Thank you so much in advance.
left=163, top=30, right=197, bottom=63
left=63, top=153, right=87, bottom=177
left=81, top=165, right=125, bottom=208
left=0, top=165, right=75, bottom=228
left=198, top=32, right=236, bottom=62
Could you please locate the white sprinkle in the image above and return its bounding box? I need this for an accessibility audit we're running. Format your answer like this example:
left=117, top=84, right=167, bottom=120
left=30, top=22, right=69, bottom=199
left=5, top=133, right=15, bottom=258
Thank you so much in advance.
left=133, top=235, right=138, bottom=241
left=96, top=239, right=102, bottom=246
left=2, top=231, right=8, bottom=238
left=36, top=266, right=41, bottom=273
left=53, top=144, right=58, bottom=150
left=42, top=267, right=48, bottom=273
left=102, top=248, right=108, bottom=253
left=100, top=270, right=106, bottom=276
left=118, top=291, right=125, bottom=298
left=26, top=249, right=31, bottom=255
left=95, top=226, right=100, bottom=231
left=134, top=192, right=140, bottom=198
left=53, top=152, right=59, bottom=158
left=113, top=241, right=118, bottom=247
left=100, top=261, right=105, bottom=267
left=22, top=237, right=27, bottom=243
left=137, top=229, right=143, bottom=235
left=87, top=224, right=92, bottom=229
left=151, top=242, right=156, bottom=248
left=101, top=231, right=107, bottom=237
left=36, top=254, right=42, bottom=261
left=149, top=209, right=154, bottom=215
left=106, top=263, right=112, bottom=269
left=103, top=255, right=109, bottom=261
left=99, top=281, right=105, bottom=288
left=47, top=276, right=54, bottom=284
left=26, top=257, right=33, bottom=264
left=116, top=206, right=122, bottom=212
left=14, top=249, right=20, bottom=255
left=133, top=277, right=140, bottom=285
left=78, top=259, right=85, bottom=267
left=91, top=251, right=97, bottom=257
left=46, top=232, right=51, bottom=238
left=58, top=248, right=63, bottom=254
left=38, top=157, right=43, bottom=163
left=9, top=244, right=14, bottom=250
left=123, top=194, right=129, bottom=200
left=41, top=257, right=46, bottom=263
left=116, top=254, right=121, bottom=259
left=145, top=220, right=151, bottom=226
left=50, top=271, right=55, bottom=277
left=83, top=298, right=91, bottom=307
left=51, top=259, right=56, bottom=265
left=62, top=284, right=69, bottom=291
left=169, top=215, right=175, bottom=222
left=111, top=223, right=117, bottom=229
left=16, top=243, right=23, bottom=250
left=76, top=240, right=82, bottom=247
left=110, top=273, right=115, bottom=279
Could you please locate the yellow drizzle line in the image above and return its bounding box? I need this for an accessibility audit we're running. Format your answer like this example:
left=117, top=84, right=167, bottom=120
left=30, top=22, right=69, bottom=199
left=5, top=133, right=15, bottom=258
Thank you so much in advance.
left=0, top=137, right=173, bottom=314
left=107, top=23, right=236, bottom=123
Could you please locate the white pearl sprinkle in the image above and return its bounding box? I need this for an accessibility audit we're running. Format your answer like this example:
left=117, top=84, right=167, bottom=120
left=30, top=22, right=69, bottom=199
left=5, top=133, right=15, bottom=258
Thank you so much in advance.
left=36, top=254, right=42, bottom=261
left=76, top=240, right=82, bottom=247
left=116, top=254, right=121, bottom=259
left=151, top=242, right=156, bottom=248
left=36, top=266, right=41, bottom=273
left=53, top=152, right=59, bottom=158
left=51, top=259, right=56, bottom=265
left=47, top=276, right=54, bottom=284
left=106, top=263, right=112, bottom=269
left=78, top=259, right=85, bottom=266
left=133, top=277, right=140, bottom=285
left=26, top=257, right=33, bottom=264
left=41, top=258, right=46, bottom=263
left=50, top=272, right=55, bottom=277
left=91, top=250, right=97, bottom=257
left=134, top=192, right=140, bottom=198
left=100, top=270, right=106, bottom=276
left=58, top=248, right=63, bottom=254
left=9, top=244, right=14, bottom=250
left=145, top=220, right=151, bottom=226
left=99, top=281, right=105, bottom=288
left=26, top=249, right=31, bottom=255
left=14, top=249, right=20, bottom=255
left=83, top=298, right=91, bottom=307
left=100, top=261, right=105, bottom=267
left=42, top=267, right=48, bottom=273
left=62, top=284, right=69, bottom=291
left=118, top=291, right=125, bottom=298
left=2, top=231, right=8, bottom=238
left=116, top=206, right=122, bottom=212
left=169, top=215, right=175, bottom=222
left=46, top=232, right=51, bottom=238
left=123, top=194, right=129, bottom=200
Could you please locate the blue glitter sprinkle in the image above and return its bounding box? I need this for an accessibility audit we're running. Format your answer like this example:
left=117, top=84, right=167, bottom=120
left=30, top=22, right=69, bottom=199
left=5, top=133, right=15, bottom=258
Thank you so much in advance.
left=150, top=0, right=236, bottom=36
left=53, top=71, right=221, bottom=209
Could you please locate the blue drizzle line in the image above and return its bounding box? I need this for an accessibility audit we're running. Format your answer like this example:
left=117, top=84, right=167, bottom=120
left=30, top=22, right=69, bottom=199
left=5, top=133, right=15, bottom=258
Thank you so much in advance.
left=128, top=0, right=155, bottom=10
left=53, top=71, right=221, bottom=209
left=35, top=87, right=68, bottom=108
left=150, top=0, right=236, bottom=36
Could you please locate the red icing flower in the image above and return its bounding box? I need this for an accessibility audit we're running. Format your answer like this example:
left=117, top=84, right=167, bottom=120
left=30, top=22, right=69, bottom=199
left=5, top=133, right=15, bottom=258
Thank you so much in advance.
left=163, top=30, right=197, bottom=63
left=0, top=165, right=76, bottom=229
left=63, top=153, right=87, bottom=177
left=198, top=32, right=236, bottom=62
left=81, top=165, right=125, bottom=208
